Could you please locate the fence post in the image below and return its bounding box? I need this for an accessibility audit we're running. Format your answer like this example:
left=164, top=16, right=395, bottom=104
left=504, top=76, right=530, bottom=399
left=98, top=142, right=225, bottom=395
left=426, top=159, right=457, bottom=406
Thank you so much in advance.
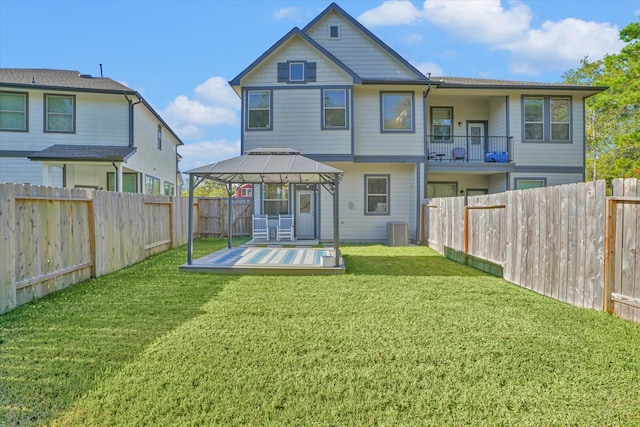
left=0, top=183, right=17, bottom=313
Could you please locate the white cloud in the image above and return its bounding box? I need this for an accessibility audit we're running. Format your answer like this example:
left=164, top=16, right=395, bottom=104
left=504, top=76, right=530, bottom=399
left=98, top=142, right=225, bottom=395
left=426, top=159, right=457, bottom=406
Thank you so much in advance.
left=178, top=139, right=241, bottom=173
left=423, top=0, right=532, bottom=44
left=358, top=0, right=625, bottom=76
left=502, top=18, right=624, bottom=75
left=359, top=0, right=421, bottom=26
left=161, top=76, right=240, bottom=141
left=414, top=61, right=444, bottom=77
left=273, top=7, right=303, bottom=21
left=403, top=32, right=424, bottom=44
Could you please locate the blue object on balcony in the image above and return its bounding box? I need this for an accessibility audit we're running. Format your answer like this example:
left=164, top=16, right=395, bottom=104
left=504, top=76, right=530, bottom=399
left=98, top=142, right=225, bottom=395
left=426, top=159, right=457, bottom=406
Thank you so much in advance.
left=485, top=151, right=508, bottom=163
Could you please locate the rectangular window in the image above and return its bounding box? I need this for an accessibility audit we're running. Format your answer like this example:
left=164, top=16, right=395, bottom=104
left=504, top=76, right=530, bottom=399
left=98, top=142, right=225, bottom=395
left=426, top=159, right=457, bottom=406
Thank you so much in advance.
left=240, top=186, right=252, bottom=197
left=365, top=175, right=389, bottom=215
left=0, top=91, right=27, bottom=131
left=431, top=107, right=452, bottom=141
left=107, top=172, right=138, bottom=193
left=329, top=25, right=340, bottom=39
left=323, top=89, right=347, bottom=129
left=427, top=182, right=458, bottom=198
left=515, top=178, right=546, bottom=190
left=164, top=182, right=175, bottom=196
left=263, top=184, right=289, bottom=215
left=524, top=97, right=544, bottom=141
left=45, top=94, right=75, bottom=133
left=550, top=98, right=570, bottom=141
left=247, top=90, right=271, bottom=130
left=145, top=175, right=161, bottom=195
left=523, top=96, right=571, bottom=142
left=157, top=125, right=162, bottom=150
left=289, top=62, right=304, bottom=81
left=381, top=92, right=413, bottom=132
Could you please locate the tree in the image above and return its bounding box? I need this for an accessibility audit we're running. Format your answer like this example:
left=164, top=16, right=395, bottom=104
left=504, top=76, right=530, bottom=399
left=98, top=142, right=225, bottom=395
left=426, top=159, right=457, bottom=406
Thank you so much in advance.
left=562, top=21, right=640, bottom=182
left=180, top=178, right=231, bottom=197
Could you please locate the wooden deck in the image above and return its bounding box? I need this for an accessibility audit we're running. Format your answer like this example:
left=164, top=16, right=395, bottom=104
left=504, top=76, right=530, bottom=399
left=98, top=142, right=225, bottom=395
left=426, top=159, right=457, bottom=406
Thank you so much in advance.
left=179, top=245, right=345, bottom=275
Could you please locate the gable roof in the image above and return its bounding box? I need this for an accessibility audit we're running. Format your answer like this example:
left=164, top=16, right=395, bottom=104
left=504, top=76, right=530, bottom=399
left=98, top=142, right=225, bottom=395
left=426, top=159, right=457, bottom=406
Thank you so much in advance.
left=0, top=68, right=184, bottom=146
left=302, top=2, right=428, bottom=83
left=228, top=27, right=361, bottom=88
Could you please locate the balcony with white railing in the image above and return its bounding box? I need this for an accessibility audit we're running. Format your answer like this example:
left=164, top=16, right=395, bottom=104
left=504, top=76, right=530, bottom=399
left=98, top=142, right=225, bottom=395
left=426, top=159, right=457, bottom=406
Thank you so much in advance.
left=427, top=136, right=513, bottom=163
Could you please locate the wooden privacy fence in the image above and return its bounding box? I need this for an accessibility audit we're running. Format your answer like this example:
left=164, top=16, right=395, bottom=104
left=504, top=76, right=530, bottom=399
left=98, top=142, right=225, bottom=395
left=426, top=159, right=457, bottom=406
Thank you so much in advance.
left=422, top=178, right=640, bottom=323
left=0, top=183, right=198, bottom=314
left=198, top=197, right=252, bottom=237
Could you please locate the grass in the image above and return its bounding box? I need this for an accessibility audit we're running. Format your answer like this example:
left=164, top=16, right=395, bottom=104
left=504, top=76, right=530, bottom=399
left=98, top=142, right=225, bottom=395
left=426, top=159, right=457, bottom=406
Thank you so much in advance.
left=1, top=240, right=639, bottom=426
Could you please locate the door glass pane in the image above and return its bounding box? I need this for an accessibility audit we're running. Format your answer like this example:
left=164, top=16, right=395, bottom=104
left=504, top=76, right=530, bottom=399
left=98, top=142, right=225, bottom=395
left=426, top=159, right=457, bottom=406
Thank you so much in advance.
left=299, top=193, right=311, bottom=214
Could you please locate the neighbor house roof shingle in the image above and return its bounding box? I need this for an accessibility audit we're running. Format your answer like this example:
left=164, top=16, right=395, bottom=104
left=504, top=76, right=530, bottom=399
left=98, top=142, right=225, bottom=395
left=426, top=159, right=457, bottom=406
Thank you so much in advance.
left=28, top=145, right=138, bottom=162
left=0, top=68, right=134, bottom=93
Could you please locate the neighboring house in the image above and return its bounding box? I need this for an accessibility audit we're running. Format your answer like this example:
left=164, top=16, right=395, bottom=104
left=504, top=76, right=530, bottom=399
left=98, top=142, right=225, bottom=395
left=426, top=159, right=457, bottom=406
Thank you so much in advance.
left=0, top=68, right=183, bottom=194
left=229, top=2, right=606, bottom=243
left=235, top=183, right=253, bottom=198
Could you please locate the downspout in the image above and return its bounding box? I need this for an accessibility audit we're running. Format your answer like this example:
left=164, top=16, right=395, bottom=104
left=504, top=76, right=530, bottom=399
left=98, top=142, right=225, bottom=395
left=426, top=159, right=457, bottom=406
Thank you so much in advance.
left=421, top=79, right=432, bottom=242
left=112, top=161, right=118, bottom=192
left=123, top=94, right=142, bottom=147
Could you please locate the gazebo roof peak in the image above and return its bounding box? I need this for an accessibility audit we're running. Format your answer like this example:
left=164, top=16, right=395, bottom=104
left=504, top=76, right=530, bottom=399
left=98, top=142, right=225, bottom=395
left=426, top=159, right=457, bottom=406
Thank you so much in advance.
left=245, top=147, right=300, bottom=155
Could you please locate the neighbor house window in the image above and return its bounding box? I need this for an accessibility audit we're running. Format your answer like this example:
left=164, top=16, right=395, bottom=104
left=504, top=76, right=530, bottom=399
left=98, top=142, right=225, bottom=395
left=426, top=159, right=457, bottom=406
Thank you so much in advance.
left=107, top=172, right=138, bottom=193
left=145, top=175, right=161, bottom=195
left=164, top=182, right=175, bottom=196
left=240, top=186, right=252, bottom=197
left=365, top=175, right=389, bottom=215
left=277, top=61, right=316, bottom=83
left=523, top=96, right=571, bottom=142
left=247, top=90, right=271, bottom=130
left=329, top=25, right=340, bottom=39
left=157, top=125, right=162, bottom=150
left=431, top=107, right=452, bottom=141
left=0, top=91, right=28, bottom=131
left=381, top=92, right=413, bottom=132
left=427, top=182, right=458, bottom=198
left=263, top=184, right=289, bottom=215
left=45, top=94, right=75, bottom=133
left=515, top=178, right=546, bottom=190
left=323, top=89, right=347, bottom=129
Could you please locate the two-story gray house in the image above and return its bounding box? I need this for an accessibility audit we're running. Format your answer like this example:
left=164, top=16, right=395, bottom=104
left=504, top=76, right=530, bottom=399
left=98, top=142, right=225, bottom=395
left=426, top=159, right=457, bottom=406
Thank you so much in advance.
left=229, top=2, right=605, bottom=243
left=0, top=68, right=183, bottom=194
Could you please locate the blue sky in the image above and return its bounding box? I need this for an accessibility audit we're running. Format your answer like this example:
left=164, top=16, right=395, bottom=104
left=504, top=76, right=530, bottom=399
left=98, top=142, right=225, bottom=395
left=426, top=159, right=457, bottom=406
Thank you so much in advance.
left=1, top=0, right=639, bottom=173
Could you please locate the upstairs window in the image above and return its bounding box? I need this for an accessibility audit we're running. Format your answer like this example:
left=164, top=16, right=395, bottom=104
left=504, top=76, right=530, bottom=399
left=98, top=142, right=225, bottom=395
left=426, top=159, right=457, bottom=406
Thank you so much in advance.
left=323, top=89, right=347, bottom=129
left=247, top=90, right=271, bottom=130
left=289, top=62, right=304, bottom=81
left=365, top=175, right=390, bottom=215
left=0, top=91, right=28, bottom=131
left=45, top=94, right=75, bottom=133
left=381, top=92, right=414, bottom=132
left=523, top=96, right=571, bottom=142
left=157, top=125, right=162, bottom=150
left=277, top=61, right=316, bottom=83
left=431, top=107, right=453, bottom=141
left=329, top=25, right=340, bottom=39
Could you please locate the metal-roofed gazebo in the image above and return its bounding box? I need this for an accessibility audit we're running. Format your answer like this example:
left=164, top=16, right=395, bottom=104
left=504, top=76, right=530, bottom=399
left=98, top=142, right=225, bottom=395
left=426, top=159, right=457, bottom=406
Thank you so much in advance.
left=182, top=148, right=344, bottom=270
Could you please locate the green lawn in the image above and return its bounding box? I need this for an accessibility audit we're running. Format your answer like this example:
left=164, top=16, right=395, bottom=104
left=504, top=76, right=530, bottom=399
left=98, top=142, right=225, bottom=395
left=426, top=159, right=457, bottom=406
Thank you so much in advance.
left=1, top=240, right=639, bottom=426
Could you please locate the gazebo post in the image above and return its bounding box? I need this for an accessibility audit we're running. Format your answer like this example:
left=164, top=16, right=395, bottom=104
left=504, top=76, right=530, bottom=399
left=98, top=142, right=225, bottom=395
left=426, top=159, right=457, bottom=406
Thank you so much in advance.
left=187, top=173, right=195, bottom=265
left=227, top=182, right=233, bottom=249
left=333, top=174, right=340, bottom=266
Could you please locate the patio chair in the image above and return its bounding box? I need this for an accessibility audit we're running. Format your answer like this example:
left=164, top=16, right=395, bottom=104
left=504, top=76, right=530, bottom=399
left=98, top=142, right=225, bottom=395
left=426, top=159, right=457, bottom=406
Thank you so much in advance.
left=452, top=147, right=466, bottom=161
left=252, top=214, right=269, bottom=241
left=277, top=214, right=294, bottom=241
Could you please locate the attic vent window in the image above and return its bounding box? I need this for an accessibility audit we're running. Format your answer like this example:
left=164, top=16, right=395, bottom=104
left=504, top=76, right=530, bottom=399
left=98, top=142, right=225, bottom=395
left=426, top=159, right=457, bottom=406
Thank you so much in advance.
left=329, top=25, right=340, bottom=39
